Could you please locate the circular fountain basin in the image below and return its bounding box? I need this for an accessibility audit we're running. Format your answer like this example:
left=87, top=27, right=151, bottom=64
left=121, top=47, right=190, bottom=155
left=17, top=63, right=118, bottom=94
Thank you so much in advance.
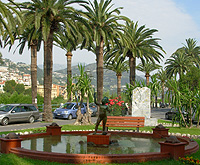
left=6, top=131, right=199, bottom=164
left=21, top=134, right=162, bottom=154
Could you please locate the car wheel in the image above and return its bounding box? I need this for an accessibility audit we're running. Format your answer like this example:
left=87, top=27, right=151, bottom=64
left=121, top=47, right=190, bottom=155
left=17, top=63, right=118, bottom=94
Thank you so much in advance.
left=165, top=114, right=169, bottom=119
left=2, top=118, right=9, bottom=126
left=68, top=114, right=73, bottom=120
left=29, top=116, right=35, bottom=123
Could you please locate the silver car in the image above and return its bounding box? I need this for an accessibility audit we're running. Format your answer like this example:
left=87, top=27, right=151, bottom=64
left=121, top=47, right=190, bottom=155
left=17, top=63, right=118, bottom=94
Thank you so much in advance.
left=0, top=104, right=40, bottom=126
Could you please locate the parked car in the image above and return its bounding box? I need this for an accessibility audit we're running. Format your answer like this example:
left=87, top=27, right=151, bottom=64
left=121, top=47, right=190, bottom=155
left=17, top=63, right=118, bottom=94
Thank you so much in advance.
left=89, top=103, right=98, bottom=117
left=165, top=108, right=188, bottom=120
left=53, top=102, right=86, bottom=120
left=82, top=103, right=98, bottom=117
left=0, top=104, right=40, bottom=126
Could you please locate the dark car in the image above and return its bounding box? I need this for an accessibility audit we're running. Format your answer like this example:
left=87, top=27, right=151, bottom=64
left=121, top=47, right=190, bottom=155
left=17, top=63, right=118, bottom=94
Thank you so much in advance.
left=0, top=104, right=40, bottom=126
left=53, top=102, right=86, bottom=120
left=165, top=108, right=187, bottom=120
left=89, top=103, right=98, bottom=117
left=82, top=103, right=98, bottom=117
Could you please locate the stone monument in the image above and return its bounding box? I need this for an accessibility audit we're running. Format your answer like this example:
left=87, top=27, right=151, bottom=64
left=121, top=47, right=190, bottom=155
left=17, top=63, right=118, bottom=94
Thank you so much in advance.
left=132, top=87, right=157, bottom=126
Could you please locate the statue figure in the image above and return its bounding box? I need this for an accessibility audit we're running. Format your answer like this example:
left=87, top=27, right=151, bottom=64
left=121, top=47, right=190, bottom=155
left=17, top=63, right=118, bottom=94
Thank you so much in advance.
left=93, top=93, right=109, bottom=135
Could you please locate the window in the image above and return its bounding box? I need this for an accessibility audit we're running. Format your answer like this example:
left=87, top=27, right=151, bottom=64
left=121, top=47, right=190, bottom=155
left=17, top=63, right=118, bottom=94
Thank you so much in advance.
left=13, top=106, right=21, bottom=113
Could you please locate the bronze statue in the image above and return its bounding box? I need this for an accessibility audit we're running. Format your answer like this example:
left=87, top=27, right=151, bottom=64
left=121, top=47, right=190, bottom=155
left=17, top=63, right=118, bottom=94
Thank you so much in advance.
left=93, top=93, right=109, bottom=135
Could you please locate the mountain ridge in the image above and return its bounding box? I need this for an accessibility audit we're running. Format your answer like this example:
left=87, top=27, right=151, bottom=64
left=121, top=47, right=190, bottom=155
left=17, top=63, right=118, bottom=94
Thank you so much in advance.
left=1, top=59, right=145, bottom=93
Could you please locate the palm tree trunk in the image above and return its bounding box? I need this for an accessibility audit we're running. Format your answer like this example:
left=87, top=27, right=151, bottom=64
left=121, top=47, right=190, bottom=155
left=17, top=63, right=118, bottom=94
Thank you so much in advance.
left=129, top=55, right=136, bottom=86
left=66, top=52, right=72, bottom=102
left=155, top=95, right=158, bottom=108
left=145, top=73, right=150, bottom=86
left=43, top=32, right=53, bottom=122
left=117, top=73, right=122, bottom=97
left=162, top=83, right=165, bottom=103
left=30, top=41, right=37, bottom=107
left=128, top=54, right=136, bottom=115
left=197, top=114, right=200, bottom=128
left=96, top=38, right=104, bottom=105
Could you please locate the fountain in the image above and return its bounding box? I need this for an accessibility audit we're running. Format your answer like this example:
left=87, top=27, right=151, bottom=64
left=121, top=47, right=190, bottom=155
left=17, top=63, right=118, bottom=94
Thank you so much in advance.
left=0, top=122, right=199, bottom=164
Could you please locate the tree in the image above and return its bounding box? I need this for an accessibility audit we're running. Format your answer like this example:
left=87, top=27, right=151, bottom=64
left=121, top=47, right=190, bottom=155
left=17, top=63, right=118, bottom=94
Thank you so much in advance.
left=54, top=27, right=82, bottom=102
left=165, top=49, right=193, bottom=79
left=0, top=0, right=21, bottom=44
left=12, top=24, right=42, bottom=107
left=20, top=0, right=87, bottom=122
left=73, top=64, right=93, bottom=125
left=122, top=21, right=165, bottom=86
left=15, top=84, right=25, bottom=94
left=136, top=61, right=161, bottom=86
left=179, top=66, right=200, bottom=91
left=80, top=0, right=125, bottom=104
left=149, top=74, right=161, bottom=108
left=177, top=38, right=200, bottom=67
left=0, top=52, right=3, bottom=64
left=3, top=80, right=25, bottom=94
left=157, top=69, right=167, bottom=104
left=166, top=77, right=188, bottom=128
left=3, top=80, right=16, bottom=94
left=104, top=53, right=129, bottom=97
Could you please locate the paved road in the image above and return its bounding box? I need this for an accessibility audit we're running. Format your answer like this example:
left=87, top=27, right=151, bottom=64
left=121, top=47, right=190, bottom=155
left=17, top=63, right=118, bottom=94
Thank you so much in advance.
left=0, top=107, right=170, bottom=132
left=0, top=117, right=98, bottom=132
left=151, top=107, right=171, bottom=120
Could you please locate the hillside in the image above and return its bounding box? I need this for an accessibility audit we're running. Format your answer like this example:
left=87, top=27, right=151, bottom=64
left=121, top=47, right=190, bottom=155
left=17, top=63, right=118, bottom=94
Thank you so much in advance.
left=55, top=63, right=144, bottom=92
left=1, top=59, right=144, bottom=93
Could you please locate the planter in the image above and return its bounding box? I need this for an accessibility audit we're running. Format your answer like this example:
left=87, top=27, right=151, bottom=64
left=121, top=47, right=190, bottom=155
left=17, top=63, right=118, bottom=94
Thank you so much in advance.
left=0, top=138, right=23, bottom=154
left=46, top=126, right=62, bottom=135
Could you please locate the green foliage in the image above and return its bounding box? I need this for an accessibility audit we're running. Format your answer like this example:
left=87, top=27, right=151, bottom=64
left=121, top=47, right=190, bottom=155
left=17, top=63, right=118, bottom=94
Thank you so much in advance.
left=3, top=80, right=25, bottom=94
left=15, top=84, right=25, bottom=94
left=179, top=66, right=200, bottom=91
left=0, top=92, right=44, bottom=105
left=3, top=80, right=16, bottom=94
left=51, top=96, right=66, bottom=105
left=24, top=88, right=32, bottom=95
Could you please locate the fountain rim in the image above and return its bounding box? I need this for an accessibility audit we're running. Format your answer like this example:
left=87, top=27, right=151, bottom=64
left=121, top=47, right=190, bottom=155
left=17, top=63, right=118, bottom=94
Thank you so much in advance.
left=3, top=130, right=199, bottom=164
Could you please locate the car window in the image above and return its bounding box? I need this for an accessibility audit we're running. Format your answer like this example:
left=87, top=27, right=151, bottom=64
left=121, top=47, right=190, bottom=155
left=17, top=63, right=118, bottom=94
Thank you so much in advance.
left=0, top=105, right=14, bottom=112
left=61, top=103, right=74, bottom=109
left=13, top=106, right=21, bottom=113
left=81, top=104, right=84, bottom=108
left=21, top=106, right=31, bottom=112
left=74, top=104, right=78, bottom=109
left=29, top=106, right=37, bottom=111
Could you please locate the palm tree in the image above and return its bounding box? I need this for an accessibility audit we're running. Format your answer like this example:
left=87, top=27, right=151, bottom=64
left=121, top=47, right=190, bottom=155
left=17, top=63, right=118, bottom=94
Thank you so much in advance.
left=16, top=25, right=42, bottom=107
left=0, top=52, right=3, bottom=64
left=157, top=69, right=167, bottom=104
left=122, top=21, right=165, bottom=86
left=177, top=38, right=200, bottom=67
left=167, top=77, right=188, bottom=128
left=104, top=57, right=129, bottom=97
left=165, top=49, right=193, bottom=79
left=0, top=0, right=22, bottom=44
left=20, top=0, right=87, bottom=122
left=136, top=61, right=161, bottom=86
left=74, top=64, right=93, bottom=125
left=3, top=8, right=41, bottom=107
left=80, top=0, right=125, bottom=103
left=54, top=27, right=82, bottom=102
left=149, top=74, right=161, bottom=108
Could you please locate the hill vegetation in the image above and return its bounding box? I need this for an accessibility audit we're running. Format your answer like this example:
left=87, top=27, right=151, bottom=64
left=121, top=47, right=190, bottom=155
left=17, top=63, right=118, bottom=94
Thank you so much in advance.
left=1, top=59, right=144, bottom=92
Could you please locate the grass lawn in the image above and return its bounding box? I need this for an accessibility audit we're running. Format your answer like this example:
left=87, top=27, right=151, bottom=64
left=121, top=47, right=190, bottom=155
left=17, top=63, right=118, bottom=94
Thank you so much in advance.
left=0, top=124, right=200, bottom=165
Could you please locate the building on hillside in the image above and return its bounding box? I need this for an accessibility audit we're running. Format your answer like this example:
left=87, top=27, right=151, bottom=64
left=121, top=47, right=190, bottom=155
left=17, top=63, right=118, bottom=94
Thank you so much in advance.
left=23, top=74, right=31, bottom=86
left=0, top=81, right=5, bottom=93
left=37, top=84, right=67, bottom=99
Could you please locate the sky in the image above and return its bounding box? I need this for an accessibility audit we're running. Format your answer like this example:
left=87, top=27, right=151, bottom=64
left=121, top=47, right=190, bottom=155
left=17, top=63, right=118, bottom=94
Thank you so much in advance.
left=1, top=0, right=200, bottom=69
